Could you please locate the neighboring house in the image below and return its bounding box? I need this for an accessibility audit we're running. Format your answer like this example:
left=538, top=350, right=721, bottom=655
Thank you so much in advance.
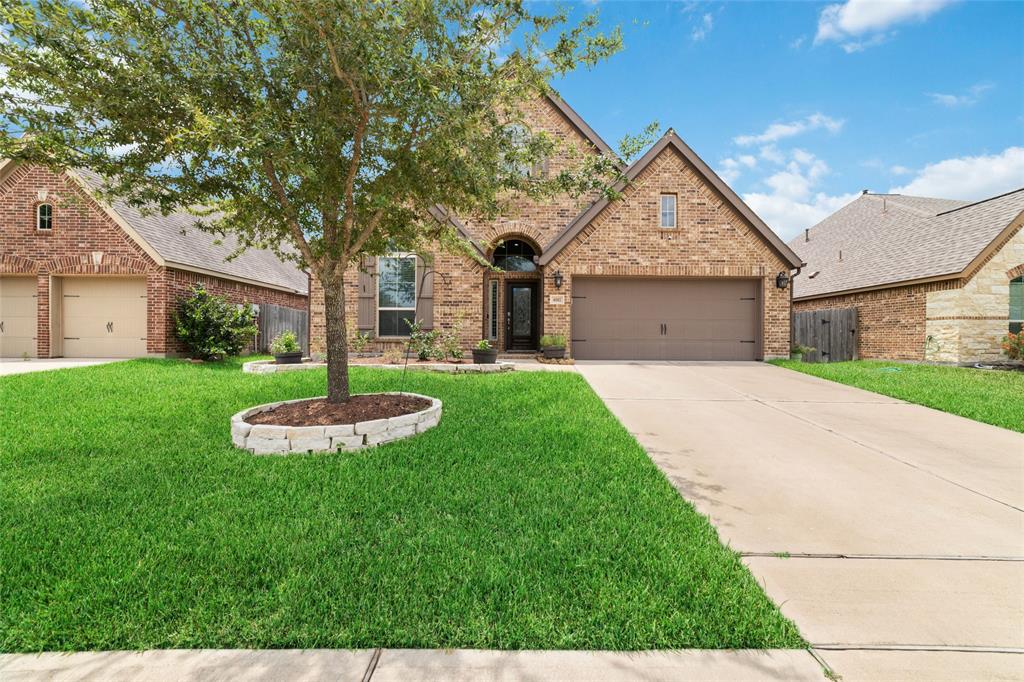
left=790, top=189, right=1024, bottom=363
left=0, top=162, right=308, bottom=358
left=309, top=94, right=802, bottom=361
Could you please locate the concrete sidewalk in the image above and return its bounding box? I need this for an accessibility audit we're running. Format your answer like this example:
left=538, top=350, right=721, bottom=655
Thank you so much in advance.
left=0, top=648, right=825, bottom=681
left=577, top=361, right=1024, bottom=682
left=0, top=358, right=121, bottom=376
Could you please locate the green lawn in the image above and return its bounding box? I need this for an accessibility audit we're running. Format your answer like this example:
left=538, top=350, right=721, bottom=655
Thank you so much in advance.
left=771, top=359, right=1024, bottom=433
left=0, top=359, right=801, bottom=652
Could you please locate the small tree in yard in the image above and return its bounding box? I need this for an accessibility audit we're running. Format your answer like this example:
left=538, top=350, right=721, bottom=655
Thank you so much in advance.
left=175, top=285, right=257, bottom=360
left=0, top=1, right=653, bottom=403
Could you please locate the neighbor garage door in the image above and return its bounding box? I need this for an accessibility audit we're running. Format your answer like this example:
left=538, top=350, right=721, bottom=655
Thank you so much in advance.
left=0, top=277, right=38, bottom=358
left=62, top=278, right=147, bottom=357
left=571, top=278, right=760, bottom=361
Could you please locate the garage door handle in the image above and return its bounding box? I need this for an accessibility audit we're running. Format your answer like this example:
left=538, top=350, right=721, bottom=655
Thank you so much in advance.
left=0, top=321, right=4, bottom=333
left=106, top=321, right=114, bottom=333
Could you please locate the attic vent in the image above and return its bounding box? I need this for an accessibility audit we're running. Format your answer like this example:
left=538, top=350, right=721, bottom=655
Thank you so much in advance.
left=808, top=271, right=820, bottom=279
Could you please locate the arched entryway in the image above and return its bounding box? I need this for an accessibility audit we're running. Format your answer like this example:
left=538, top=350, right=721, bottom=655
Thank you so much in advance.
left=487, top=236, right=542, bottom=351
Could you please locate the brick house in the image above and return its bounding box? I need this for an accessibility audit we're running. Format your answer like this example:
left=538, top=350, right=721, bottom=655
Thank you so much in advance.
left=310, top=94, right=802, bottom=361
left=790, top=189, right=1024, bottom=363
left=0, top=162, right=308, bottom=358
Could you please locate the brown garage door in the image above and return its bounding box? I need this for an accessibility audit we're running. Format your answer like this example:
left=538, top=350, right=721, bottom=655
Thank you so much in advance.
left=571, top=278, right=760, bottom=361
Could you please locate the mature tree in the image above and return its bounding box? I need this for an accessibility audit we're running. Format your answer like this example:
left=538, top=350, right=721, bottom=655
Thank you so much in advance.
left=0, top=0, right=652, bottom=402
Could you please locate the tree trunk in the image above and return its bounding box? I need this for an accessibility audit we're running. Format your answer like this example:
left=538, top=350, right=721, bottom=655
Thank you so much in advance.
left=323, top=275, right=350, bottom=403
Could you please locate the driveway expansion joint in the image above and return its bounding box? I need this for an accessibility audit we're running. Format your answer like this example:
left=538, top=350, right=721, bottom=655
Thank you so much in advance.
left=741, top=551, right=1024, bottom=562
left=361, top=647, right=382, bottom=681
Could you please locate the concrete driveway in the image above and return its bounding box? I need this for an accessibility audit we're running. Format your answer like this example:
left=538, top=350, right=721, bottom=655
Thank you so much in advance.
left=577, top=361, right=1024, bottom=682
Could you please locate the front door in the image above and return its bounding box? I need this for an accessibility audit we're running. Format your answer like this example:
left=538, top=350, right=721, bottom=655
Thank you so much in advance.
left=505, top=281, right=538, bottom=351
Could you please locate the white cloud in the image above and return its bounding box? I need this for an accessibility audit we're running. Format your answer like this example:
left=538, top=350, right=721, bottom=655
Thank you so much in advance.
left=889, top=164, right=912, bottom=175
left=889, top=147, right=1024, bottom=199
left=691, top=13, right=714, bottom=41
left=743, top=148, right=858, bottom=240
left=759, top=144, right=786, bottom=164
left=789, top=36, right=806, bottom=49
left=927, top=82, right=994, bottom=108
left=717, top=154, right=757, bottom=183
left=734, top=113, right=844, bottom=146
left=815, top=0, right=956, bottom=51
left=746, top=191, right=860, bottom=241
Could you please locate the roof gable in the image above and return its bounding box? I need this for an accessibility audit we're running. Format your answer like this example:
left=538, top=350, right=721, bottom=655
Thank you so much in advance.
left=539, top=131, right=803, bottom=268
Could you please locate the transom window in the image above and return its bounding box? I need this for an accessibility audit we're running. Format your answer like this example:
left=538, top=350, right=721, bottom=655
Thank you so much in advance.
left=492, top=239, right=537, bottom=272
left=37, top=203, right=53, bottom=231
left=377, top=254, right=417, bottom=336
left=660, top=194, right=676, bottom=229
left=1011, top=275, right=1023, bottom=334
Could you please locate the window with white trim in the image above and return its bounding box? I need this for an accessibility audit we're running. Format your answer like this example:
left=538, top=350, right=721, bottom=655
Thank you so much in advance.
left=660, top=194, right=676, bottom=228
left=488, top=279, right=499, bottom=340
left=1010, top=276, right=1023, bottom=334
left=377, top=254, right=417, bottom=336
left=37, top=203, right=53, bottom=231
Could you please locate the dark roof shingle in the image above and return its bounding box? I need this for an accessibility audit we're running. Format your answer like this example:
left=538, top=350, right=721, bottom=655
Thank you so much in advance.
left=790, top=189, right=1024, bottom=299
left=76, top=168, right=308, bottom=294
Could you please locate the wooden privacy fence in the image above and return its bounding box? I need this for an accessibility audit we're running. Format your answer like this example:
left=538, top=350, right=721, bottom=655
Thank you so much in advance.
left=257, top=304, right=309, bottom=354
left=793, top=307, right=858, bottom=362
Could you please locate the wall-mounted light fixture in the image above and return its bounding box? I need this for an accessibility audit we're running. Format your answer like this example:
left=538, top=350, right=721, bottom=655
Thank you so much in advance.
left=553, top=270, right=564, bottom=288
left=775, top=271, right=790, bottom=290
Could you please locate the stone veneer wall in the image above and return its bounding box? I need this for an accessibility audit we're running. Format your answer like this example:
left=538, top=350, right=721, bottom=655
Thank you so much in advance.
left=925, top=224, right=1023, bottom=363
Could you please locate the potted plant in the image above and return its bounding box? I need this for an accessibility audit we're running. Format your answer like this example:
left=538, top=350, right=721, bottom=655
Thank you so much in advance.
left=790, top=344, right=815, bottom=362
left=472, top=339, right=498, bottom=364
left=270, top=330, right=303, bottom=364
left=540, top=334, right=567, bottom=359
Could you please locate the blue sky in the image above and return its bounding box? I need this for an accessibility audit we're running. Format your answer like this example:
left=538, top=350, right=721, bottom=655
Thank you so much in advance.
left=547, top=0, right=1024, bottom=240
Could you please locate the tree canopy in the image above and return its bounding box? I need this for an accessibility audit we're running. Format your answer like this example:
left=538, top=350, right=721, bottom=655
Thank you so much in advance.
left=0, top=0, right=654, bottom=400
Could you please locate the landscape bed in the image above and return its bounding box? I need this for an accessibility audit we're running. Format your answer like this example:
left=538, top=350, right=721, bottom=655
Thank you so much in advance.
left=771, top=359, right=1024, bottom=433
left=1, top=358, right=802, bottom=651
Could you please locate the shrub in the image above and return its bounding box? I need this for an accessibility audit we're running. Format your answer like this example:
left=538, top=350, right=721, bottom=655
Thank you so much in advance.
left=347, top=320, right=372, bottom=354
left=1001, top=332, right=1023, bottom=360
left=269, top=330, right=300, bottom=355
left=174, top=285, right=257, bottom=360
left=540, top=334, right=566, bottom=349
left=475, top=339, right=492, bottom=351
left=407, top=319, right=440, bottom=361
left=441, top=312, right=466, bottom=360
left=382, top=346, right=405, bottom=364
left=791, top=344, right=815, bottom=355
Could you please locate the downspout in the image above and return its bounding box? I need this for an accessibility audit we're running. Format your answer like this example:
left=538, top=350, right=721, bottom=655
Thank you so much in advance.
left=789, top=264, right=805, bottom=355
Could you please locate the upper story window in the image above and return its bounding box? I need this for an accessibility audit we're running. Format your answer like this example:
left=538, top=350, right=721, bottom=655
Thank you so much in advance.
left=377, top=254, right=417, bottom=336
left=37, top=203, right=53, bottom=231
left=1010, top=275, right=1023, bottom=334
left=660, top=194, right=676, bottom=229
left=505, top=125, right=547, bottom=178
left=492, top=239, right=537, bottom=272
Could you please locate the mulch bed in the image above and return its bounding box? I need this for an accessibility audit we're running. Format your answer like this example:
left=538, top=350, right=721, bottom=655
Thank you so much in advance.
left=248, top=394, right=431, bottom=427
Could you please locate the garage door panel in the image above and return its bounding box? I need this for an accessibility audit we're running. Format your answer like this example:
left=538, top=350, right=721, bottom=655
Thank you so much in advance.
left=62, top=278, right=147, bottom=358
left=572, top=278, right=760, bottom=361
left=0, top=277, right=37, bottom=358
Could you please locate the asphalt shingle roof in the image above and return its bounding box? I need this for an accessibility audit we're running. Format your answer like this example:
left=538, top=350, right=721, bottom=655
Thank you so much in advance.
left=790, top=189, right=1024, bottom=299
left=76, top=169, right=308, bottom=294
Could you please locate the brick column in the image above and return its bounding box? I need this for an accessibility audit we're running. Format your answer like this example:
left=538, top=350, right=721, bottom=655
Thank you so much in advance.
left=36, top=273, right=50, bottom=358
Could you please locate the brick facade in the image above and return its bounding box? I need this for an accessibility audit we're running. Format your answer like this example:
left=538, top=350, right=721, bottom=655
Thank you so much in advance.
left=794, top=221, right=1023, bottom=364
left=1, top=164, right=307, bottom=357
left=310, top=98, right=795, bottom=359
